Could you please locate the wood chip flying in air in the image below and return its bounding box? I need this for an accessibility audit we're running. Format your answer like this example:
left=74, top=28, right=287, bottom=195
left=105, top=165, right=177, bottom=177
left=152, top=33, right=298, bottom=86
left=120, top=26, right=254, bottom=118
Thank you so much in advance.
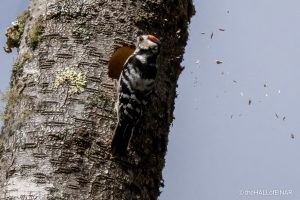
left=248, top=99, right=252, bottom=105
left=291, top=133, right=295, bottom=139
left=264, top=84, right=267, bottom=87
left=216, top=60, right=223, bottom=64
left=275, top=113, right=279, bottom=118
left=283, top=116, right=286, bottom=121
left=219, top=28, right=225, bottom=31
left=233, top=80, right=237, bottom=83
left=227, top=10, right=229, bottom=14
left=210, top=32, right=214, bottom=39
left=201, top=32, right=205, bottom=34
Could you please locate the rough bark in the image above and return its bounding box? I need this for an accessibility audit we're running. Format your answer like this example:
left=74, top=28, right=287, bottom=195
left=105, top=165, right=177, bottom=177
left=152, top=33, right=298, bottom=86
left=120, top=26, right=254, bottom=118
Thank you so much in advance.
left=0, top=0, right=194, bottom=199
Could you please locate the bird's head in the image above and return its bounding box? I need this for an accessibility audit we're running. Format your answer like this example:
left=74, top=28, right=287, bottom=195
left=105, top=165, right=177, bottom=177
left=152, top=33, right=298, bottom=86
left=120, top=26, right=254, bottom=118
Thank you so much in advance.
left=136, top=34, right=161, bottom=55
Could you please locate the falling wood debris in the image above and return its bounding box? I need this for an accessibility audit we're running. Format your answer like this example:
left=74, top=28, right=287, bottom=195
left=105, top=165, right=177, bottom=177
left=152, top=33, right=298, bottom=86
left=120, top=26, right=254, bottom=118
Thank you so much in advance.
left=216, top=60, right=223, bottom=64
left=291, top=134, right=295, bottom=139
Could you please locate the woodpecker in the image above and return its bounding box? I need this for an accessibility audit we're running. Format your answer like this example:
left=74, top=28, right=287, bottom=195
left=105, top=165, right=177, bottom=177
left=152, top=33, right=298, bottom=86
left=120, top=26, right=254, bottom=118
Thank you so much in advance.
left=111, top=34, right=161, bottom=157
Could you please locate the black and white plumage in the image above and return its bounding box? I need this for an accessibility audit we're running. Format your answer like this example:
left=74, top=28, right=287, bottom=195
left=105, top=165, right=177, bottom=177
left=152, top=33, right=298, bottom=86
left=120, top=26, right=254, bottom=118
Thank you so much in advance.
left=111, top=34, right=161, bottom=156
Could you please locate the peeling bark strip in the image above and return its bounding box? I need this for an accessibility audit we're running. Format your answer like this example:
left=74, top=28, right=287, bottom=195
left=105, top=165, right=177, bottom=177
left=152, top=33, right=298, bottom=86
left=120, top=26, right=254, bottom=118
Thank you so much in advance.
left=0, top=0, right=194, bottom=199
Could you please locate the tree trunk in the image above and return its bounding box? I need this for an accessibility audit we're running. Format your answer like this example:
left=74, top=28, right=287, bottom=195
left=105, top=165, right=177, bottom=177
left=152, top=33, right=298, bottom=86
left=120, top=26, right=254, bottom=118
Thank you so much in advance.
left=0, top=0, right=194, bottom=199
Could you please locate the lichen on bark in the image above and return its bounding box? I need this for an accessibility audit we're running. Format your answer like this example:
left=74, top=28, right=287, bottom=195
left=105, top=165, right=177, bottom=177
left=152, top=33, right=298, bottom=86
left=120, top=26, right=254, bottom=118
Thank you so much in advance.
left=4, top=11, right=29, bottom=53
left=54, top=68, right=87, bottom=95
left=26, top=16, right=45, bottom=50
left=12, top=51, right=31, bottom=74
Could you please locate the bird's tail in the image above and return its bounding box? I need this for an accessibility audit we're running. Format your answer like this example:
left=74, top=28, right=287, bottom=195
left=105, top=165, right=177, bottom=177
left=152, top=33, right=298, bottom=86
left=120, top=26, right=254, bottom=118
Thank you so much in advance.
left=111, top=122, right=133, bottom=157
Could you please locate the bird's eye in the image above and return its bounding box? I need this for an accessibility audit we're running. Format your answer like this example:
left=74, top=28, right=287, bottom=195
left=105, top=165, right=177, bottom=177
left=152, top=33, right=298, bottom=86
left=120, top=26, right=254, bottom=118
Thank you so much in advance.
left=138, top=36, right=144, bottom=42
